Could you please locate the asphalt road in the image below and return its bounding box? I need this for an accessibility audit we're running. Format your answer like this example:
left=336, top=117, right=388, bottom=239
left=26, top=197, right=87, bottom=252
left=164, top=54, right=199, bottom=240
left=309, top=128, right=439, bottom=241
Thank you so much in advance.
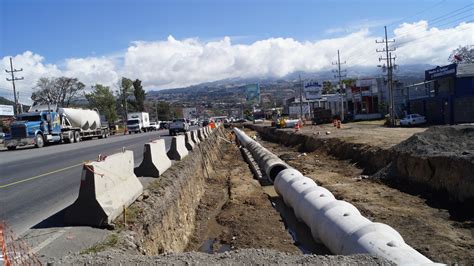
left=0, top=129, right=180, bottom=236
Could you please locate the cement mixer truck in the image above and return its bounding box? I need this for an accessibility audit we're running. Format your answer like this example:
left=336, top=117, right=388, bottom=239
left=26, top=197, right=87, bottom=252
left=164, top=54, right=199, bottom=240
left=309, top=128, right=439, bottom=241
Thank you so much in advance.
left=5, top=105, right=109, bottom=150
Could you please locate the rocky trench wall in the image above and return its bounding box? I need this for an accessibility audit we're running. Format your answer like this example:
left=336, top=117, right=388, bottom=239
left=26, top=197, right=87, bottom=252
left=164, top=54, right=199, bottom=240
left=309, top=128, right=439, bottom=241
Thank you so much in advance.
left=131, top=127, right=226, bottom=254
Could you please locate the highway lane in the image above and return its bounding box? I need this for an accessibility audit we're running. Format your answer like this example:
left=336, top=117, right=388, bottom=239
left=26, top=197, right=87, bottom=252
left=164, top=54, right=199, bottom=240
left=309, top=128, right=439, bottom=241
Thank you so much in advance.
left=0, top=129, right=176, bottom=235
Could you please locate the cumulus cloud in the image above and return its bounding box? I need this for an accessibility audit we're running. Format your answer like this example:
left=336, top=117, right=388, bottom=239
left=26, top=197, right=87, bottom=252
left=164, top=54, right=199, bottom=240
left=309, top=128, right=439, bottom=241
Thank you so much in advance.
left=1, top=20, right=472, bottom=104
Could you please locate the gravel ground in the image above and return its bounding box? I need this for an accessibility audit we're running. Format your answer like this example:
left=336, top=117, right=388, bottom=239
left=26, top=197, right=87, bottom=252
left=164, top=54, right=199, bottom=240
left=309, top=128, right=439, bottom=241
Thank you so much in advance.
left=52, top=248, right=393, bottom=265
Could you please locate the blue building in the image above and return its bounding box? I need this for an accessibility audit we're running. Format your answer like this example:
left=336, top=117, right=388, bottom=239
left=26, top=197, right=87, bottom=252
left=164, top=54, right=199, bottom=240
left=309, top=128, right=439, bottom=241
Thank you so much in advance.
left=406, top=63, right=474, bottom=124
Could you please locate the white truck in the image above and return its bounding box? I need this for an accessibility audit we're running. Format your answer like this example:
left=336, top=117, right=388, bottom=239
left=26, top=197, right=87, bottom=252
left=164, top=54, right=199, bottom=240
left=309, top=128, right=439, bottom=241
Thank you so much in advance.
left=168, top=118, right=189, bottom=136
left=127, top=112, right=151, bottom=134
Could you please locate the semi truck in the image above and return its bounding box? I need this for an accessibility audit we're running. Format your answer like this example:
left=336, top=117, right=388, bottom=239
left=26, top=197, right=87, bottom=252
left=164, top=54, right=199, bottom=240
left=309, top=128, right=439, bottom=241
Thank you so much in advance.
left=5, top=105, right=109, bottom=150
left=126, top=112, right=150, bottom=133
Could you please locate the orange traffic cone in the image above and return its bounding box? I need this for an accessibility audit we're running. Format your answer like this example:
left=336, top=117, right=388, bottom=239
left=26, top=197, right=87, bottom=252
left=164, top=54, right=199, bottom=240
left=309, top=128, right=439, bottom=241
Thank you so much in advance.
left=333, top=119, right=337, bottom=127
left=337, top=120, right=341, bottom=129
left=294, top=123, right=300, bottom=133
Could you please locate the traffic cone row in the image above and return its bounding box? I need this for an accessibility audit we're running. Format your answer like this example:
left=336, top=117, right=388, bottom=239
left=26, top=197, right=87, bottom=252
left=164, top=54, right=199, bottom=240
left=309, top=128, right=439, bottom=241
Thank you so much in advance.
left=333, top=119, right=342, bottom=129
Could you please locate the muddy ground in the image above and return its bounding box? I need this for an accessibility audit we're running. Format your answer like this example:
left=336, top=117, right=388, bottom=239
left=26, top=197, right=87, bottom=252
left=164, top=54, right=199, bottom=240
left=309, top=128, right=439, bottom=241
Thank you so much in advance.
left=250, top=128, right=473, bottom=265
left=185, top=135, right=300, bottom=253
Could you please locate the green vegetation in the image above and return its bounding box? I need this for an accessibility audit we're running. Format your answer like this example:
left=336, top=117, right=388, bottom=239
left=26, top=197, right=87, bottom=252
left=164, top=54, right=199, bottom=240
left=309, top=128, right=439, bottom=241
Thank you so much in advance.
left=86, top=84, right=118, bottom=122
left=80, top=233, right=118, bottom=254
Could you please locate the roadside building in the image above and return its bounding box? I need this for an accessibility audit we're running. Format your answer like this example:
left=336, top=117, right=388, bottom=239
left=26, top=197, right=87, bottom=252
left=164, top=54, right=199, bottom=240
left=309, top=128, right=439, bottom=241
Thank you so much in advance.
left=405, top=63, right=474, bottom=124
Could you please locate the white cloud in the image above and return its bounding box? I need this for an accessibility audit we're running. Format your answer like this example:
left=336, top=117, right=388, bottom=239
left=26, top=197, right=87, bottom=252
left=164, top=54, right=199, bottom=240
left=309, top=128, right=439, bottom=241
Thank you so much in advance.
left=1, top=20, right=473, bottom=104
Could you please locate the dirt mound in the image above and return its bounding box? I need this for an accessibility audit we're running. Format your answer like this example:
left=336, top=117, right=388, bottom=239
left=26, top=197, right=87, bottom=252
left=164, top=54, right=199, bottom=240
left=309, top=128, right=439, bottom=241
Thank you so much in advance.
left=394, top=125, right=474, bottom=158
left=387, top=125, right=474, bottom=205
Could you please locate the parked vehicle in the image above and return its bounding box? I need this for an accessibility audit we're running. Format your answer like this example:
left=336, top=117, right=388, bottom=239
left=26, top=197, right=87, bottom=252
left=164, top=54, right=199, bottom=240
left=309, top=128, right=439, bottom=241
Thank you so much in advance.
left=127, top=112, right=151, bottom=133
left=399, top=114, right=427, bottom=126
left=159, top=121, right=171, bottom=130
left=169, top=118, right=189, bottom=136
left=5, top=105, right=109, bottom=150
left=149, top=121, right=160, bottom=131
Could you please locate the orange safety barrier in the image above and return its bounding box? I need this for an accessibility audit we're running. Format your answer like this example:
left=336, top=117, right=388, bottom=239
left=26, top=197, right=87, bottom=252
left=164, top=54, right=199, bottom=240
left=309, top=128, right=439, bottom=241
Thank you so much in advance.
left=0, top=221, right=41, bottom=265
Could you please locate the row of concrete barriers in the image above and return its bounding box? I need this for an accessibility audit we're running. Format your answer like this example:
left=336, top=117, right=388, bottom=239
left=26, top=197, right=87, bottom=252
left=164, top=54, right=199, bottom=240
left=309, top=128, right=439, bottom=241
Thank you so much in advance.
left=64, top=125, right=218, bottom=228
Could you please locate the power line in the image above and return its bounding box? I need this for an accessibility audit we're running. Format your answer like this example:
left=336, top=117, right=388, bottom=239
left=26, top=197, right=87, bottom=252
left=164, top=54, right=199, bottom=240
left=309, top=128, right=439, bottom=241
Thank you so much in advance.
left=5, top=57, right=24, bottom=115
left=344, top=3, right=473, bottom=64
left=386, top=0, right=447, bottom=27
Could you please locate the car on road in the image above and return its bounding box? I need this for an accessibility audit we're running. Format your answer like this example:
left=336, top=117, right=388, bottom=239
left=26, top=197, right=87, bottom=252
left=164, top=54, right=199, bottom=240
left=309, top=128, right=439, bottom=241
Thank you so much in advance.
left=149, top=121, right=160, bottom=131
left=169, top=118, right=190, bottom=136
left=399, top=114, right=427, bottom=126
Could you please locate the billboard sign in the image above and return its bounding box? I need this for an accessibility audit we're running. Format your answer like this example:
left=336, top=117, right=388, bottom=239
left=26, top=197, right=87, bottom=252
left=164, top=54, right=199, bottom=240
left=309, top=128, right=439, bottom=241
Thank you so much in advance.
left=246, top=84, right=260, bottom=105
left=0, top=105, right=14, bottom=116
left=425, top=64, right=457, bottom=81
left=304, top=80, right=322, bottom=100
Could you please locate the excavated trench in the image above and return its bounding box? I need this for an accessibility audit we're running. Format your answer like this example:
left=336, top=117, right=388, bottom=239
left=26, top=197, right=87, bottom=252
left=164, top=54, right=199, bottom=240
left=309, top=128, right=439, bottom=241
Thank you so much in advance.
left=113, top=127, right=317, bottom=256
left=247, top=124, right=474, bottom=220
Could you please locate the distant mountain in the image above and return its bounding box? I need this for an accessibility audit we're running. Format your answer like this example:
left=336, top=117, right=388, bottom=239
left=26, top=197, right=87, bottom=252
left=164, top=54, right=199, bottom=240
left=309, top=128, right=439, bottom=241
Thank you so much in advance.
left=147, top=64, right=432, bottom=99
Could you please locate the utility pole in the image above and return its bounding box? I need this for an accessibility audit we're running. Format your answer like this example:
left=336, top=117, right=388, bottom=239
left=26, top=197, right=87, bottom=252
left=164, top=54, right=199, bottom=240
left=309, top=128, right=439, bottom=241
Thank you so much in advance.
left=376, top=26, right=396, bottom=126
left=298, top=74, right=304, bottom=120
left=332, top=50, right=346, bottom=121
left=5, top=57, right=24, bottom=115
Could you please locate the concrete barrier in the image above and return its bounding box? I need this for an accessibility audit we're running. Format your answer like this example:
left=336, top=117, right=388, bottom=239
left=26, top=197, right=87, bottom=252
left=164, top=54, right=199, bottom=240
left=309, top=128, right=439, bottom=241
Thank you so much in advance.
left=167, top=135, right=189, bottom=160
left=135, top=139, right=172, bottom=177
left=185, top=131, right=195, bottom=151
left=198, top=128, right=205, bottom=141
left=65, top=150, right=143, bottom=227
left=191, top=130, right=200, bottom=144
left=233, top=127, right=434, bottom=265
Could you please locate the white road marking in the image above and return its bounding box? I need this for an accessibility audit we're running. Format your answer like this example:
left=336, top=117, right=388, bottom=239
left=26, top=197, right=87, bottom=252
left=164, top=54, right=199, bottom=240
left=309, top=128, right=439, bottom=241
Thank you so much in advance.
left=30, top=227, right=71, bottom=254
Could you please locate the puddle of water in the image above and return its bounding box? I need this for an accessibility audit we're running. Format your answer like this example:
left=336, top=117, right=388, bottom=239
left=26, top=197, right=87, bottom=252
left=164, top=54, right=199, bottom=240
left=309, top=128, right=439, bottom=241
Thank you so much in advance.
left=263, top=185, right=331, bottom=255
left=199, top=238, right=232, bottom=254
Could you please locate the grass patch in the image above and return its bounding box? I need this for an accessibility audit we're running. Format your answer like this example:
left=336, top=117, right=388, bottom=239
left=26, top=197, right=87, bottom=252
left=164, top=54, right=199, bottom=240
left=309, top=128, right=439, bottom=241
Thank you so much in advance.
left=80, top=233, right=119, bottom=254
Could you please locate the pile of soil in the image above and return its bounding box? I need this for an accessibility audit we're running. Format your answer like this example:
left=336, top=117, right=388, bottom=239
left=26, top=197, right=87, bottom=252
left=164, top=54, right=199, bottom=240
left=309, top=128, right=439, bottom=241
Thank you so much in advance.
left=393, top=125, right=474, bottom=157
left=385, top=125, right=474, bottom=205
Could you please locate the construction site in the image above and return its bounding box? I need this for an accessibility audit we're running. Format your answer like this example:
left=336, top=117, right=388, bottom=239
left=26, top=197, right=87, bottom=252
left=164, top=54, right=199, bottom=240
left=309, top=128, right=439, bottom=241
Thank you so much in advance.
left=2, top=121, right=471, bottom=265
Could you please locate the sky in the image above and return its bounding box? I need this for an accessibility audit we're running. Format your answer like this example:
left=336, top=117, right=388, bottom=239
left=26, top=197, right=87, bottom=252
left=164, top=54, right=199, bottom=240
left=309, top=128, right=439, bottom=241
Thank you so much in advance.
left=0, top=0, right=473, bottom=103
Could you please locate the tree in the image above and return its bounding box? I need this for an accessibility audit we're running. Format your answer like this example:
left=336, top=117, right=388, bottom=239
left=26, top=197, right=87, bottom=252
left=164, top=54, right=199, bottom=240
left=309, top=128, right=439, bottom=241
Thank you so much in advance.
left=86, top=84, right=118, bottom=123
left=322, top=81, right=334, bottom=94
left=119, top=77, right=133, bottom=120
left=31, top=77, right=85, bottom=107
left=133, top=79, right=146, bottom=112
left=156, top=101, right=172, bottom=120
left=449, top=45, right=474, bottom=64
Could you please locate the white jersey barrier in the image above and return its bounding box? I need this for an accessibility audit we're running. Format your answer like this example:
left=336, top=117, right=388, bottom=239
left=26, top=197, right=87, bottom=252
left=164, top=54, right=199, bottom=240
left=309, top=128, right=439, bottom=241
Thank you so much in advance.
left=65, top=150, right=143, bottom=227
left=135, top=139, right=172, bottom=177
left=185, top=131, right=195, bottom=151
left=233, top=128, right=434, bottom=265
left=198, top=128, right=205, bottom=141
left=191, top=130, right=200, bottom=144
left=167, top=135, right=189, bottom=160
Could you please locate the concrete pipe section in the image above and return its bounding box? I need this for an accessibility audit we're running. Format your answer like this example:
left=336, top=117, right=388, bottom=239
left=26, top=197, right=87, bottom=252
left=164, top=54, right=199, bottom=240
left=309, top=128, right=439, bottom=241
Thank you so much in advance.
left=233, top=128, right=435, bottom=265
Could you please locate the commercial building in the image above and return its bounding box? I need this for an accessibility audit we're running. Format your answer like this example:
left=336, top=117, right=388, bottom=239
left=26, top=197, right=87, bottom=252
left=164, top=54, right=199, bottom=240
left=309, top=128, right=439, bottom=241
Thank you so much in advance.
left=405, top=63, right=474, bottom=124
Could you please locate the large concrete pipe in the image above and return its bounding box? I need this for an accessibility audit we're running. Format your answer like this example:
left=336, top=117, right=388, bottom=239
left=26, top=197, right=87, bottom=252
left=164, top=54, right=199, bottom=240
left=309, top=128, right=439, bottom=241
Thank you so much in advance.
left=233, top=128, right=435, bottom=265
left=234, top=128, right=289, bottom=181
left=274, top=169, right=433, bottom=264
